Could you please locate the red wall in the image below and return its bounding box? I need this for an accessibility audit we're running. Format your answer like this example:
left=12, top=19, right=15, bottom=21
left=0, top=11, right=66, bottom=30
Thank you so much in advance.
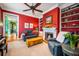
left=19, top=14, right=39, bottom=37
left=1, top=9, right=39, bottom=37
left=43, top=7, right=60, bottom=35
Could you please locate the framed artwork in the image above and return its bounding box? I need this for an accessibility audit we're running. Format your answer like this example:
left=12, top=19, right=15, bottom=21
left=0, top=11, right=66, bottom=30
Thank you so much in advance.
left=46, top=16, right=52, bottom=24
left=30, top=23, right=33, bottom=28
left=24, top=23, right=29, bottom=28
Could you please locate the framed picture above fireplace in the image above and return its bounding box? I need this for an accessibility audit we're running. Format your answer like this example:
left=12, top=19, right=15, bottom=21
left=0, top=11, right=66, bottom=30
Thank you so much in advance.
left=46, top=16, right=52, bottom=24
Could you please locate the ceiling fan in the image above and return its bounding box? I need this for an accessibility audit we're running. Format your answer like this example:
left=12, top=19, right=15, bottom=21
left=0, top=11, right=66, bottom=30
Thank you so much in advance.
left=23, top=3, right=43, bottom=14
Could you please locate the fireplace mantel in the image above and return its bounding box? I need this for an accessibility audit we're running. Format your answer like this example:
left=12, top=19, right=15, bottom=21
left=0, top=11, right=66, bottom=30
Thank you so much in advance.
left=43, top=28, right=57, bottom=41
left=43, top=28, right=56, bottom=32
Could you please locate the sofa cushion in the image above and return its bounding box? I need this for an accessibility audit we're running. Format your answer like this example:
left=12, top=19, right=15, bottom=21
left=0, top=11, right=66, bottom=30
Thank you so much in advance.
left=27, top=30, right=32, bottom=34
left=53, top=45, right=63, bottom=56
left=48, top=41, right=55, bottom=48
left=48, top=41, right=63, bottom=56
left=56, top=32, right=68, bottom=43
left=48, top=40, right=61, bottom=48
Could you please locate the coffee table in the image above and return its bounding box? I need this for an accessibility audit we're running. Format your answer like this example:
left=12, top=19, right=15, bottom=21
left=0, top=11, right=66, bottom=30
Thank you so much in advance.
left=62, top=44, right=79, bottom=56
left=26, top=36, right=43, bottom=47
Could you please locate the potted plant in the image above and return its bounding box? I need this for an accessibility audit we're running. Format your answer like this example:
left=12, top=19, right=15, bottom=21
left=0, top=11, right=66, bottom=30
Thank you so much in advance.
left=64, top=33, right=79, bottom=48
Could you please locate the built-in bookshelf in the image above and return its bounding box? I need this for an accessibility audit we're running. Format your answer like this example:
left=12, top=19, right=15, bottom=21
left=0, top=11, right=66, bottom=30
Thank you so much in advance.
left=39, top=18, right=43, bottom=31
left=61, top=3, right=79, bottom=33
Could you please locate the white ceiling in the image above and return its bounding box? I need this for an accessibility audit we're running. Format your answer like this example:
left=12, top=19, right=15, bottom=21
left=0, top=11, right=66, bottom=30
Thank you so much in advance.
left=0, top=3, right=60, bottom=18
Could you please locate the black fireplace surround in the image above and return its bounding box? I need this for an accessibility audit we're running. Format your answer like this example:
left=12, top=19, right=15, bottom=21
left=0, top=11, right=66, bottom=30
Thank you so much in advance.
left=45, top=32, right=53, bottom=41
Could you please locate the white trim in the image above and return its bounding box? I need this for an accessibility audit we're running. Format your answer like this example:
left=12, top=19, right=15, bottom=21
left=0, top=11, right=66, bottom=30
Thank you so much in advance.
left=59, top=5, right=62, bottom=31
left=17, top=14, right=19, bottom=38
left=3, top=12, right=19, bottom=38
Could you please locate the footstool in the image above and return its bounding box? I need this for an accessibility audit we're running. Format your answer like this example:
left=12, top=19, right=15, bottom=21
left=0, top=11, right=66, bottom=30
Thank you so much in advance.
left=26, top=36, right=43, bottom=47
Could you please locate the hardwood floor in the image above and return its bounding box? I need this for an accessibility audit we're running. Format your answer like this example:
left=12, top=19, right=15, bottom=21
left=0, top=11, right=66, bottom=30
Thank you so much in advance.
left=6, top=40, right=52, bottom=56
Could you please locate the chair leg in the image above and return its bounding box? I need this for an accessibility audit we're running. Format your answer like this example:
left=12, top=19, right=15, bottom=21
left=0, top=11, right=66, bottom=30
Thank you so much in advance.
left=1, top=50, right=3, bottom=56
left=6, top=46, right=8, bottom=53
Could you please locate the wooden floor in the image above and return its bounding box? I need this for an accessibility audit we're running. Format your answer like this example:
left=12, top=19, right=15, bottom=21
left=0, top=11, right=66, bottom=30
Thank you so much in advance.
left=5, top=40, right=52, bottom=56
left=43, top=39, right=48, bottom=44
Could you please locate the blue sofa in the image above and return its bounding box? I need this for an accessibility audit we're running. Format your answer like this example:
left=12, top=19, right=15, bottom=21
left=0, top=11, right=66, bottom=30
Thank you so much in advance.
left=48, top=32, right=70, bottom=56
left=22, top=30, right=38, bottom=41
left=48, top=38, right=69, bottom=56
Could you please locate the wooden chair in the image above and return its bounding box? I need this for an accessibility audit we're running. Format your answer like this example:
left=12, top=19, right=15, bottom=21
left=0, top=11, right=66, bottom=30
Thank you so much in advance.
left=0, top=37, right=7, bottom=56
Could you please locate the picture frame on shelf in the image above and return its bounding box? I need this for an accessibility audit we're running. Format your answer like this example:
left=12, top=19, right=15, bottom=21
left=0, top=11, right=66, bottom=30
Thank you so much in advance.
left=46, top=16, right=52, bottom=24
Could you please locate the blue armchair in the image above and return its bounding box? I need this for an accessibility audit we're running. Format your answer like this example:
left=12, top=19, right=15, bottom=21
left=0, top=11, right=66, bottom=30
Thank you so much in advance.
left=48, top=32, right=69, bottom=56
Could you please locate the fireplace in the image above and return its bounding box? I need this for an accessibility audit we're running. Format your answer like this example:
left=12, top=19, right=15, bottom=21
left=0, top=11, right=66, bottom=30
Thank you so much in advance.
left=45, top=32, right=53, bottom=41
left=43, top=28, right=56, bottom=42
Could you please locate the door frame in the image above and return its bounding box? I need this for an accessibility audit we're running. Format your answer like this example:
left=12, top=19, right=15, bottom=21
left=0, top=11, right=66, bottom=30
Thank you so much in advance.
left=3, top=12, right=19, bottom=38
